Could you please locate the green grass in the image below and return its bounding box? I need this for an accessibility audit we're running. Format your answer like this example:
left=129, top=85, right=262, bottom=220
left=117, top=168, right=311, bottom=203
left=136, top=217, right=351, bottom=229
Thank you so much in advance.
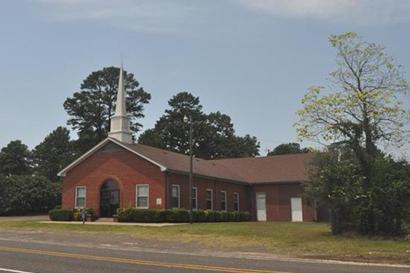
left=0, top=220, right=409, bottom=264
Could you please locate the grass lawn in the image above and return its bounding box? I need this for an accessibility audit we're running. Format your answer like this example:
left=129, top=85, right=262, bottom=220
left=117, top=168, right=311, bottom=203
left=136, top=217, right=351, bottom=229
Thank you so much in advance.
left=0, top=220, right=409, bottom=264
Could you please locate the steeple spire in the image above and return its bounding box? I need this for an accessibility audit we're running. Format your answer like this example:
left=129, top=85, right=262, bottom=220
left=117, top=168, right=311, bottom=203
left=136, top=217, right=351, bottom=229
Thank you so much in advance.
left=115, top=64, right=126, bottom=116
left=108, top=64, right=133, bottom=143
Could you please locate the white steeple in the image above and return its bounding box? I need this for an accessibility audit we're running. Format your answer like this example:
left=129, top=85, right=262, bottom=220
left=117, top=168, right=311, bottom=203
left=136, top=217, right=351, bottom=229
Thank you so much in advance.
left=108, top=64, right=133, bottom=143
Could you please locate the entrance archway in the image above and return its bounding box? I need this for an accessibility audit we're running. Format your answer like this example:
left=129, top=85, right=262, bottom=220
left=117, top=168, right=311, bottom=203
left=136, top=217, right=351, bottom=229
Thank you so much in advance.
left=100, top=180, right=120, bottom=217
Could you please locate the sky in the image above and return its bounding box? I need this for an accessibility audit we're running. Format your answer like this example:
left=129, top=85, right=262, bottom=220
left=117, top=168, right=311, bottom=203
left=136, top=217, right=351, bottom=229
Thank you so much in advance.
left=1, top=0, right=410, bottom=157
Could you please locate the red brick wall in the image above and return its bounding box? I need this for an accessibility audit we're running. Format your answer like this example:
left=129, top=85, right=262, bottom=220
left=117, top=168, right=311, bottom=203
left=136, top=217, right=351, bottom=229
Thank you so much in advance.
left=251, top=183, right=316, bottom=221
left=166, top=173, right=251, bottom=212
left=62, top=142, right=315, bottom=221
left=62, top=143, right=166, bottom=216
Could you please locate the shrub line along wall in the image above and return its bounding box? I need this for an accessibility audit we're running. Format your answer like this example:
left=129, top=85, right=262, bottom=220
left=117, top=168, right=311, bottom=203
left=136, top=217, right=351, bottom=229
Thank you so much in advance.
left=117, top=208, right=251, bottom=223
left=49, top=208, right=251, bottom=223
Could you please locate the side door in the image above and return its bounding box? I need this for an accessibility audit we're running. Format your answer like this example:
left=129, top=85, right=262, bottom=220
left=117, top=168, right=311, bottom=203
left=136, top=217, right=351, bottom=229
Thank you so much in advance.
left=256, top=192, right=267, bottom=221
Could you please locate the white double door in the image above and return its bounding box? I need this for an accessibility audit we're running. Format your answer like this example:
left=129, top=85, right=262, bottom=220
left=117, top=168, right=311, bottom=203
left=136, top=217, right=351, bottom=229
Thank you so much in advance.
left=256, top=192, right=266, bottom=221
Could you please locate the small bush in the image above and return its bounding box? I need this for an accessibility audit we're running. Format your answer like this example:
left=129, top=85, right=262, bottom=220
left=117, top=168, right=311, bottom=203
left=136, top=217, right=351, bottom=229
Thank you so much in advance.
left=228, top=211, right=239, bottom=221
left=166, top=209, right=190, bottom=223
left=239, top=211, right=251, bottom=221
left=192, top=210, right=207, bottom=222
left=49, top=209, right=73, bottom=221
left=73, top=208, right=97, bottom=221
left=205, top=210, right=216, bottom=222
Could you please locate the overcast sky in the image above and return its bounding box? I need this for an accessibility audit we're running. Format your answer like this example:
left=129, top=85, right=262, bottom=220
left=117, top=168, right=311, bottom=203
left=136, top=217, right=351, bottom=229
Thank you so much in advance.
left=1, top=0, right=409, bottom=157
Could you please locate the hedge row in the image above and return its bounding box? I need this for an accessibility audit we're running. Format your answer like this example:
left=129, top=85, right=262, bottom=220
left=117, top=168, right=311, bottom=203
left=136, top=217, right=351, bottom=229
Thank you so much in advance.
left=49, top=208, right=96, bottom=221
left=117, top=208, right=251, bottom=223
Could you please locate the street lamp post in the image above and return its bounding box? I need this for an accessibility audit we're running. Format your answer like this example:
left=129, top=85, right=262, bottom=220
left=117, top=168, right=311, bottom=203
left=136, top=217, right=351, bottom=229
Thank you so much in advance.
left=184, top=115, right=193, bottom=224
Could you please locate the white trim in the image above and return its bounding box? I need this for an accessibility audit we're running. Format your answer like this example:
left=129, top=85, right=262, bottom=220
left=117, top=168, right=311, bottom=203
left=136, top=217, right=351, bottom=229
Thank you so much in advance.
left=192, top=186, right=198, bottom=210
left=171, top=184, right=181, bottom=208
left=136, top=184, right=149, bottom=209
left=205, top=188, right=213, bottom=210
left=220, top=190, right=227, bottom=211
left=233, top=192, right=240, bottom=212
left=74, top=186, right=86, bottom=208
left=58, top=137, right=167, bottom=176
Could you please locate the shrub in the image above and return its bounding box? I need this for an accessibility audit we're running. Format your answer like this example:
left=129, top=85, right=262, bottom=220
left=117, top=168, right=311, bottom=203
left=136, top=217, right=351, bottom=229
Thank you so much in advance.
left=117, top=208, right=251, bottom=223
left=49, top=209, right=73, bottom=221
left=73, top=208, right=97, bottom=221
left=228, top=211, right=239, bottom=221
left=192, top=210, right=207, bottom=222
left=49, top=208, right=97, bottom=222
left=220, top=211, right=229, bottom=222
left=205, top=210, right=216, bottom=222
left=239, top=211, right=251, bottom=221
left=117, top=208, right=167, bottom=223
left=166, top=209, right=190, bottom=223
left=214, top=211, right=222, bottom=222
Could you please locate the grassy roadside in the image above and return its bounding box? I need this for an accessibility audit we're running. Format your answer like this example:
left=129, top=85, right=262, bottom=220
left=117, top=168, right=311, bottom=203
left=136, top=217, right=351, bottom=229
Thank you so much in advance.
left=0, top=220, right=409, bottom=265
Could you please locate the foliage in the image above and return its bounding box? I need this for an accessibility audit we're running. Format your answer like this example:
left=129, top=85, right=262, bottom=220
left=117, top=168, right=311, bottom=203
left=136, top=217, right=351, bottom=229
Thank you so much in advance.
left=267, top=142, right=310, bottom=156
left=296, top=32, right=409, bottom=148
left=0, top=175, right=60, bottom=216
left=116, top=208, right=251, bottom=223
left=64, top=66, right=151, bottom=154
left=49, top=209, right=74, bottom=221
left=49, top=208, right=97, bottom=222
left=297, top=32, right=410, bottom=235
left=31, top=127, right=75, bottom=182
left=73, top=208, right=97, bottom=221
left=138, top=92, right=259, bottom=159
left=0, top=140, right=32, bottom=176
left=306, top=147, right=410, bottom=235
left=165, top=208, right=190, bottom=223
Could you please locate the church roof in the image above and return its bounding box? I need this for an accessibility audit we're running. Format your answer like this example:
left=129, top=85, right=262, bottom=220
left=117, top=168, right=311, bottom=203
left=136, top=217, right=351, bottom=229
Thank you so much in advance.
left=58, top=137, right=314, bottom=184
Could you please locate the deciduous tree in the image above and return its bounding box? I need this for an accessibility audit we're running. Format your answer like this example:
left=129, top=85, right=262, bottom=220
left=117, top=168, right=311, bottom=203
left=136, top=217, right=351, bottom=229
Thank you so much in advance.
left=296, top=32, right=410, bottom=234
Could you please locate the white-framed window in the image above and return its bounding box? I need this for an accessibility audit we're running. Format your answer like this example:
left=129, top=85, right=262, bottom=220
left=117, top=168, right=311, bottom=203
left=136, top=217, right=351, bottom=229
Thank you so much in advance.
left=75, top=186, right=86, bottom=208
left=171, top=184, right=180, bottom=208
left=220, top=191, right=227, bottom=211
left=206, top=189, right=213, bottom=210
left=136, top=184, right=149, bottom=209
left=233, top=192, right=240, bottom=212
left=192, top=187, right=198, bottom=210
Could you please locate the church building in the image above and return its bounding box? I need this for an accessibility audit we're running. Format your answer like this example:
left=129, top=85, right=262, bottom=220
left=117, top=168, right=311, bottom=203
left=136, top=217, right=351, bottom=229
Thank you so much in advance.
left=58, top=66, right=317, bottom=222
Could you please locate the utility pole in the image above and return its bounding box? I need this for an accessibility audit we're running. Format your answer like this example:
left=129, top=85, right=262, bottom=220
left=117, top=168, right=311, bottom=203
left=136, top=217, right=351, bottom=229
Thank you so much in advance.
left=184, top=114, right=193, bottom=224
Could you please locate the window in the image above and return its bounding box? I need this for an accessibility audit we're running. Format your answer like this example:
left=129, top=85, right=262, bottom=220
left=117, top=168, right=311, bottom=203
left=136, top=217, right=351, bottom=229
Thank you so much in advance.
left=206, top=189, right=213, bottom=210
left=171, top=185, right=180, bottom=208
left=233, top=192, right=239, bottom=211
left=192, top=187, right=198, bottom=210
left=220, top=191, right=227, bottom=211
left=136, top=185, right=149, bottom=208
left=75, top=186, right=86, bottom=208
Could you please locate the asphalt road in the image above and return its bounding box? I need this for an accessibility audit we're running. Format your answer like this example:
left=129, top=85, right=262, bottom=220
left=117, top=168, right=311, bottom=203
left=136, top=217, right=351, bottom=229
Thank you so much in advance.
left=0, top=238, right=409, bottom=273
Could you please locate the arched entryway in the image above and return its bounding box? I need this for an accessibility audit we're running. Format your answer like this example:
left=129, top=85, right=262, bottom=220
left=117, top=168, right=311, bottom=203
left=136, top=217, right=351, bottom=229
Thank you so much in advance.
left=100, top=180, right=120, bottom=217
